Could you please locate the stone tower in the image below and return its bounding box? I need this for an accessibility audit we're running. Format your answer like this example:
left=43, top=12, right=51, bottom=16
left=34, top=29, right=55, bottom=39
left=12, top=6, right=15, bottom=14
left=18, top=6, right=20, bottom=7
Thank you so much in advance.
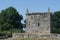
left=26, top=9, right=52, bottom=34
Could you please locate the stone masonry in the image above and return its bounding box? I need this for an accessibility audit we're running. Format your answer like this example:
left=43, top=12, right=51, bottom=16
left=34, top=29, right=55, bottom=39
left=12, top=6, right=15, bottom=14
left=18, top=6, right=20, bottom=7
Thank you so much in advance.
left=26, top=11, right=51, bottom=34
left=12, top=9, right=60, bottom=40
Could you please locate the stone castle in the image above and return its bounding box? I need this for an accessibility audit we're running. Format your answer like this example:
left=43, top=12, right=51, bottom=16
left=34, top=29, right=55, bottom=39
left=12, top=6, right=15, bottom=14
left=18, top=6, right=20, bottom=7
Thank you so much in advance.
left=26, top=8, right=52, bottom=34
left=13, top=8, right=60, bottom=40
left=26, top=13, right=51, bottom=34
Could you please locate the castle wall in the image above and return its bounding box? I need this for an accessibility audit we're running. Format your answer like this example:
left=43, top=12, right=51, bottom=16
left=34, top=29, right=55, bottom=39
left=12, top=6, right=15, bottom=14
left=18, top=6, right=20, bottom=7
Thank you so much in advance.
left=26, top=13, right=51, bottom=34
left=12, top=12, right=60, bottom=40
left=12, top=33, right=60, bottom=40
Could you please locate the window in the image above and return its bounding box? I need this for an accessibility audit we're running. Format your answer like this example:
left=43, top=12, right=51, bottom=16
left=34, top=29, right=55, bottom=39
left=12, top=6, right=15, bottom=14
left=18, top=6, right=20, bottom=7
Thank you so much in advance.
left=38, top=22, right=40, bottom=26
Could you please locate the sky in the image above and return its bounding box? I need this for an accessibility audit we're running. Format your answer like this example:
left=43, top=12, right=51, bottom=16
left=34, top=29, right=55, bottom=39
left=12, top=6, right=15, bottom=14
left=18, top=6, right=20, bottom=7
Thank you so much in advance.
left=0, top=0, right=60, bottom=23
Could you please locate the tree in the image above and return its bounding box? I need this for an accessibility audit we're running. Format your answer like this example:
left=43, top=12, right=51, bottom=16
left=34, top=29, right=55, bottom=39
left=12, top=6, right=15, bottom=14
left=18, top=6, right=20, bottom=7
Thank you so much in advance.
left=24, top=20, right=26, bottom=28
left=0, top=7, right=23, bottom=32
left=53, top=11, right=60, bottom=33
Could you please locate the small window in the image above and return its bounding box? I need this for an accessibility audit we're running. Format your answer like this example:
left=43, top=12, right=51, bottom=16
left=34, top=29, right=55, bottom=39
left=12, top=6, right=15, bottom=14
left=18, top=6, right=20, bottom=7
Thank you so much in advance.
left=38, top=22, right=40, bottom=26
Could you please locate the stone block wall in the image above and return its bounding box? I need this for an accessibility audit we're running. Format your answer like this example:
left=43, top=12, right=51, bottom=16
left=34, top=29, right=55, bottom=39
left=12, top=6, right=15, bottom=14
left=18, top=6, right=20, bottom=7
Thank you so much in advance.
left=26, top=13, right=51, bottom=34
left=12, top=33, right=60, bottom=40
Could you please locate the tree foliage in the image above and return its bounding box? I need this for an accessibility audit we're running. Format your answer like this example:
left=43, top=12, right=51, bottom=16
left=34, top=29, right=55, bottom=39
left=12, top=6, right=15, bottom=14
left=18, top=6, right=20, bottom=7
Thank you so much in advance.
left=0, top=7, right=23, bottom=32
left=52, top=11, right=60, bottom=33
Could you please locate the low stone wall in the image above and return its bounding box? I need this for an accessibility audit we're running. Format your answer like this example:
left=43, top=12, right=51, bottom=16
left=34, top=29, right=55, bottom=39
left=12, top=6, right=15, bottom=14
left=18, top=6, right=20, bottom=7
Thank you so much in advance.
left=12, top=33, right=60, bottom=39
